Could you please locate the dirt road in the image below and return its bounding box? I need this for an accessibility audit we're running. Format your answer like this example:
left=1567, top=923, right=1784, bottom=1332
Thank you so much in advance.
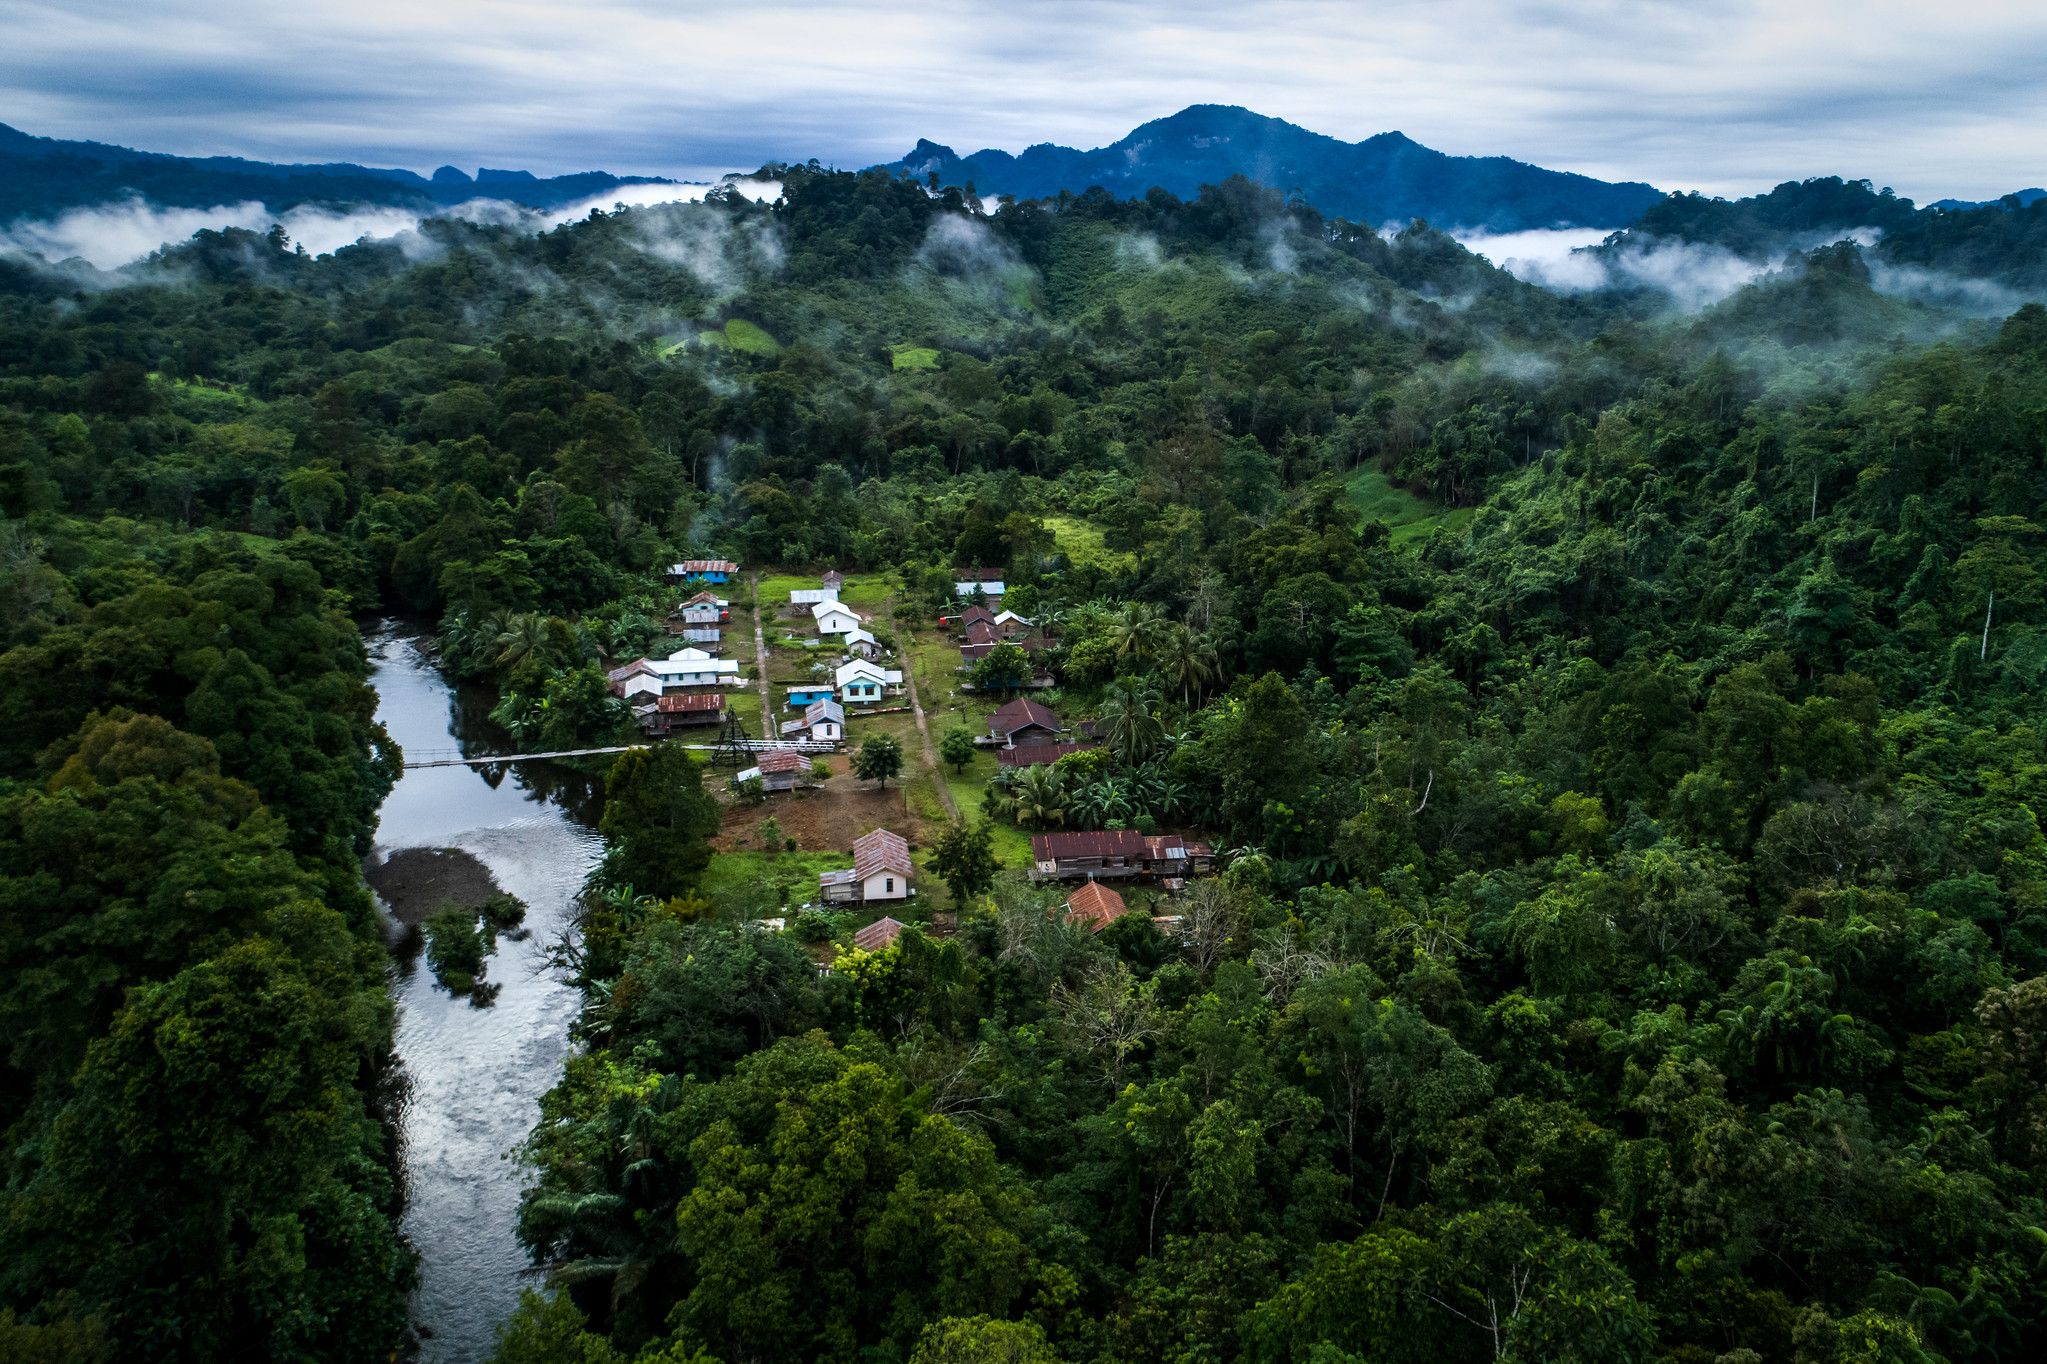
left=887, top=596, right=959, bottom=820
left=749, top=573, right=774, bottom=739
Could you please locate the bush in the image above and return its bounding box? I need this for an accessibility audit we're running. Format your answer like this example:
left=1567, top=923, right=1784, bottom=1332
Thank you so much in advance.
left=422, top=905, right=492, bottom=993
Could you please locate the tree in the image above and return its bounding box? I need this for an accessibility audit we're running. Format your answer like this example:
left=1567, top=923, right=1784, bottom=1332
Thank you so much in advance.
left=910, top=1316, right=1059, bottom=1364
left=970, top=643, right=1031, bottom=692
left=1010, top=763, right=1067, bottom=829
left=940, top=723, right=977, bottom=773
left=597, top=745, right=722, bottom=899
left=1097, top=679, right=1167, bottom=765
left=758, top=815, right=785, bottom=856
left=854, top=733, right=904, bottom=788
left=930, top=820, right=998, bottom=906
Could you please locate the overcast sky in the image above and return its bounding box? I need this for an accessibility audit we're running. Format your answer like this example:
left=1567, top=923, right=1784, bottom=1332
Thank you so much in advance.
left=3, top=0, right=2041, bottom=203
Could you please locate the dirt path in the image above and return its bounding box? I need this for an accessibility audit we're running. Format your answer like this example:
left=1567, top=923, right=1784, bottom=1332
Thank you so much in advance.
left=888, top=595, right=959, bottom=820
left=749, top=573, right=774, bottom=740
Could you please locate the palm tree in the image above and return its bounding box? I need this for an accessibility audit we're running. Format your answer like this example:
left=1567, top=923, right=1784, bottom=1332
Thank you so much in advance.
left=1109, top=601, right=1168, bottom=661
left=1095, top=681, right=1166, bottom=766
left=1012, top=763, right=1067, bottom=829
left=494, top=611, right=559, bottom=678
left=1155, top=624, right=1220, bottom=708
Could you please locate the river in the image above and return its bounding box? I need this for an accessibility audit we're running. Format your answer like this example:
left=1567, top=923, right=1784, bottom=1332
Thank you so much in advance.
left=364, top=627, right=605, bottom=1362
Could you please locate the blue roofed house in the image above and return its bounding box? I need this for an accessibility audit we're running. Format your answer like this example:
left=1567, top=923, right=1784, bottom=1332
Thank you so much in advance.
left=667, top=558, right=739, bottom=584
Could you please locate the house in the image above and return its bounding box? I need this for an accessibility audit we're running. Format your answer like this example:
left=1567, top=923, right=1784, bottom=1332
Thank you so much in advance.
left=994, top=609, right=1033, bottom=637
left=954, top=570, right=1006, bottom=597
left=606, top=658, right=662, bottom=700
left=995, top=741, right=1093, bottom=769
left=656, top=646, right=742, bottom=688
left=786, top=684, right=836, bottom=709
left=1064, top=881, right=1129, bottom=933
left=780, top=697, right=844, bottom=743
left=667, top=559, right=739, bottom=583
left=813, top=600, right=865, bottom=635
left=1027, top=832, right=1217, bottom=882
left=678, top=591, right=729, bottom=625
left=820, top=828, right=916, bottom=905
left=964, top=616, right=999, bottom=646
left=960, top=639, right=1043, bottom=663
left=790, top=587, right=840, bottom=605
left=735, top=748, right=807, bottom=792
left=836, top=659, right=902, bottom=704
left=987, top=697, right=1066, bottom=747
left=1030, top=830, right=1150, bottom=880
left=680, top=627, right=722, bottom=644
left=638, top=692, right=725, bottom=735
left=850, top=916, right=909, bottom=950
left=844, top=627, right=882, bottom=660
left=822, top=570, right=845, bottom=590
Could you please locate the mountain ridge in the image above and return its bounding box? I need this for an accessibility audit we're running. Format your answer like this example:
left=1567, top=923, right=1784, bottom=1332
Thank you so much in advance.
left=871, top=104, right=1665, bottom=231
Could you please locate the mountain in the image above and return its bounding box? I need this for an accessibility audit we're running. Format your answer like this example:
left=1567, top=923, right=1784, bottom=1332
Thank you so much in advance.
left=872, top=104, right=1663, bottom=231
left=1927, top=187, right=2046, bottom=211
left=0, top=122, right=673, bottom=221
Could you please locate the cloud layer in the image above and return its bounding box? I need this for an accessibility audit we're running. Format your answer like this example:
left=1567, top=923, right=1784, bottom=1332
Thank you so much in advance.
left=2, top=2, right=2042, bottom=205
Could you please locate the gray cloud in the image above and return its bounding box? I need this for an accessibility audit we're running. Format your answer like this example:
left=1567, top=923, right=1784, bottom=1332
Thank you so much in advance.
left=1, top=1, right=2042, bottom=202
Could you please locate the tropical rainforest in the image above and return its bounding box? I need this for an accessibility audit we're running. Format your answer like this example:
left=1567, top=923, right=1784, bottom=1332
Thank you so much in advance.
left=0, top=162, right=2042, bottom=1364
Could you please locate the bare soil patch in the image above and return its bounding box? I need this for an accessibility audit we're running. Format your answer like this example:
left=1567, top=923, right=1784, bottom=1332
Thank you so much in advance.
left=713, top=755, right=936, bottom=854
left=365, top=847, right=505, bottom=924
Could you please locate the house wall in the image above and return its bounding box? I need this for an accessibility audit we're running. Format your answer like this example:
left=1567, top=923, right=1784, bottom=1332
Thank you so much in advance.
left=862, top=871, right=910, bottom=900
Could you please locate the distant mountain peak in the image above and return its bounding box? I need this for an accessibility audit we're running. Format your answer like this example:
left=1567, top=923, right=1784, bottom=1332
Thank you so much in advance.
left=872, top=105, right=1660, bottom=232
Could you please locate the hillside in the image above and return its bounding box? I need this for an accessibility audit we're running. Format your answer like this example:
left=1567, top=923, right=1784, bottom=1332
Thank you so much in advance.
left=0, top=167, right=2042, bottom=1363
left=876, top=103, right=1665, bottom=230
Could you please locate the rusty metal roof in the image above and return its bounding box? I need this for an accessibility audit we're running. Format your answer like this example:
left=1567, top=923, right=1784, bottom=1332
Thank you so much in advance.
left=853, top=827, right=913, bottom=880
left=853, top=916, right=907, bottom=952
left=1030, top=830, right=1150, bottom=860
left=758, top=749, right=806, bottom=772
left=995, top=742, right=1092, bottom=768
left=990, top=697, right=1062, bottom=734
left=1065, top=880, right=1128, bottom=932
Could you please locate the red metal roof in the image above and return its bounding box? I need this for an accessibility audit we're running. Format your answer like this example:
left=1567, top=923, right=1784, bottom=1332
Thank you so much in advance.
left=758, top=749, right=806, bottom=772
left=654, top=693, right=724, bottom=712
left=1065, top=880, right=1128, bottom=931
left=961, top=604, right=996, bottom=625
left=853, top=916, right=907, bottom=952
left=989, top=697, right=1062, bottom=734
left=853, top=827, right=913, bottom=880
left=965, top=618, right=999, bottom=644
left=1031, top=830, right=1151, bottom=860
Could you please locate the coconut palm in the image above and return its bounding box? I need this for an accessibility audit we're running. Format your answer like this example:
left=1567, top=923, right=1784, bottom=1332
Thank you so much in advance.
left=1108, top=600, right=1168, bottom=661
left=1095, top=680, right=1166, bottom=766
left=494, top=611, right=560, bottom=678
left=1011, top=763, right=1068, bottom=829
left=1155, top=623, right=1220, bottom=708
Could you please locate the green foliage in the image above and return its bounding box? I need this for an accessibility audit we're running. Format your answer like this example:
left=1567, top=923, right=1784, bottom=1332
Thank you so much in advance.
left=930, top=820, right=999, bottom=906
left=940, top=723, right=977, bottom=773
left=598, top=745, right=722, bottom=900
left=854, top=733, right=904, bottom=788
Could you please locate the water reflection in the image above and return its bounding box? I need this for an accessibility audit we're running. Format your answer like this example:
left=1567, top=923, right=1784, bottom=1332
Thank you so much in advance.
left=366, top=625, right=603, bottom=1363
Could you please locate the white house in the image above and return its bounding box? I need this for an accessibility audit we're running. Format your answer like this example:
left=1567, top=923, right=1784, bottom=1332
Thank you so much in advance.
left=791, top=587, right=841, bottom=605
left=813, top=600, right=865, bottom=635
left=781, top=697, right=844, bottom=742
left=993, top=609, right=1033, bottom=634
left=844, top=626, right=881, bottom=660
left=819, top=828, right=915, bottom=904
left=836, top=658, right=901, bottom=704
left=612, top=647, right=741, bottom=697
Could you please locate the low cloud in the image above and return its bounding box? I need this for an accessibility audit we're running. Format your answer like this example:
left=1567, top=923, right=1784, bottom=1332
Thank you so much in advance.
left=0, top=178, right=786, bottom=271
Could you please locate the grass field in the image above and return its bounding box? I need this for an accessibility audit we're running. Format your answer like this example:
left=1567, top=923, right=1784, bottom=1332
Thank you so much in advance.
left=1045, top=514, right=1136, bottom=576
left=891, top=344, right=940, bottom=370
left=701, top=849, right=852, bottom=908
left=1347, top=466, right=1477, bottom=549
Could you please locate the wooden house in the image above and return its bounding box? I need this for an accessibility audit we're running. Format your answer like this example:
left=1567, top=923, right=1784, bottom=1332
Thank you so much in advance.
left=844, top=627, right=882, bottom=659
left=822, top=570, right=845, bottom=590
left=993, top=609, right=1033, bottom=637
left=995, top=741, right=1092, bottom=769
left=786, top=684, right=836, bottom=709
left=987, top=697, right=1066, bottom=747
left=678, top=591, right=729, bottom=625
left=820, top=829, right=915, bottom=905
left=637, top=692, right=725, bottom=735
left=1028, top=831, right=1215, bottom=882
left=735, top=748, right=807, bottom=792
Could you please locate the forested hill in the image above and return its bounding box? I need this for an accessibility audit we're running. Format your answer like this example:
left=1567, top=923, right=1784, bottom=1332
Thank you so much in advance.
left=0, top=165, right=2043, bottom=1363
left=0, top=120, right=674, bottom=219
left=876, top=104, right=1665, bottom=230
left=1601, top=175, right=2047, bottom=292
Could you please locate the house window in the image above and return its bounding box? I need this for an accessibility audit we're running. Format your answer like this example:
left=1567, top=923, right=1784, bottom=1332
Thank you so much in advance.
left=885, top=878, right=894, bottom=893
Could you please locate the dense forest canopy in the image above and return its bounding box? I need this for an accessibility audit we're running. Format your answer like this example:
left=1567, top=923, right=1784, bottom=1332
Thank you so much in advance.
left=0, top=160, right=2042, bottom=1364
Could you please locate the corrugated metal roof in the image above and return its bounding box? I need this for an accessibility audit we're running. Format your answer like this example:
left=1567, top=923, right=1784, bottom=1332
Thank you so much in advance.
left=853, top=916, right=907, bottom=952
left=853, top=827, right=913, bottom=880
left=995, top=742, right=1092, bottom=768
left=673, top=559, right=739, bottom=572
left=990, top=698, right=1062, bottom=734
left=1065, top=880, right=1128, bottom=932
left=1031, top=830, right=1151, bottom=860
left=961, top=604, right=996, bottom=625
left=758, top=749, right=806, bottom=773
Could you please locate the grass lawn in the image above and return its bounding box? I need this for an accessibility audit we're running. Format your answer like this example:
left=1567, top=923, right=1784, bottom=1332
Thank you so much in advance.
left=891, top=344, right=940, bottom=370
left=1347, top=466, right=1477, bottom=548
left=701, top=849, right=851, bottom=914
left=1044, top=515, right=1136, bottom=577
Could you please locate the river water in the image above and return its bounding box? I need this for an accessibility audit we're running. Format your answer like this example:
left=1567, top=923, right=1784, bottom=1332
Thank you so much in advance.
left=364, top=628, right=605, bottom=1361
